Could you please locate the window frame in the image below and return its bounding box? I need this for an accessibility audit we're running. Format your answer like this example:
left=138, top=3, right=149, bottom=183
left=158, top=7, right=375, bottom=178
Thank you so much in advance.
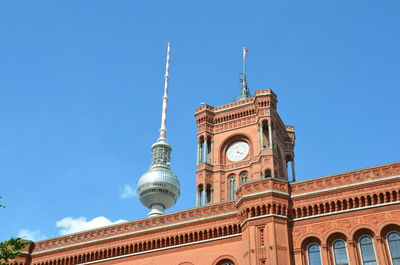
left=307, top=243, right=323, bottom=265
left=216, top=259, right=234, bottom=265
left=332, top=239, right=350, bottom=265
left=358, top=235, right=378, bottom=265
left=386, top=231, right=400, bottom=265
left=240, top=171, right=248, bottom=184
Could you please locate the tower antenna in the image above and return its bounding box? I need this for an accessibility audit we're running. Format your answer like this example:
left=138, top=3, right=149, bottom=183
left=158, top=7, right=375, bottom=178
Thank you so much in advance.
left=137, top=41, right=180, bottom=217
left=159, top=41, right=171, bottom=140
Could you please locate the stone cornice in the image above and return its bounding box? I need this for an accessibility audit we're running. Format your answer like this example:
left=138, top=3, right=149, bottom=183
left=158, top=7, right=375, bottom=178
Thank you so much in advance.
left=235, top=178, right=289, bottom=202
left=291, top=162, right=400, bottom=196
left=291, top=175, right=400, bottom=199
left=32, top=201, right=236, bottom=254
left=195, top=89, right=275, bottom=115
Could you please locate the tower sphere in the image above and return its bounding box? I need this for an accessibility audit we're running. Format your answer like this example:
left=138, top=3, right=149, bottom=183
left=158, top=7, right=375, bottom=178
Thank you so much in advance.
left=137, top=140, right=180, bottom=217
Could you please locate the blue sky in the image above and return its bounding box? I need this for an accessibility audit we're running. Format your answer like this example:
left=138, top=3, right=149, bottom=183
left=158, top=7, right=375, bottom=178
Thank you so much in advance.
left=1, top=1, right=399, bottom=241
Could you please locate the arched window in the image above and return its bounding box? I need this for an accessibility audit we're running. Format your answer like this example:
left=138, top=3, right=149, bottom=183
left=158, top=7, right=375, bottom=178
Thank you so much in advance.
left=240, top=172, right=248, bottom=184
left=359, top=236, right=377, bottom=265
left=307, top=244, right=322, bottom=265
left=198, top=136, right=204, bottom=164
left=387, top=232, right=400, bottom=264
left=264, top=169, right=272, bottom=178
left=261, top=120, right=270, bottom=149
left=286, top=155, right=296, bottom=182
left=332, top=240, right=349, bottom=265
left=197, top=184, right=204, bottom=207
left=216, top=259, right=234, bottom=265
left=206, top=184, right=212, bottom=204
left=228, top=175, right=236, bottom=200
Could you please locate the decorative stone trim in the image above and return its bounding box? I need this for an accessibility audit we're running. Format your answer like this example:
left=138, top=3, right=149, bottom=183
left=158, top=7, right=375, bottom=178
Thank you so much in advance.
left=235, top=190, right=290, bottom=206
left=33, top=202, right=236, bottom=254
left=292, top=175, right=400, bottom=198
left=291, top=163, right=400, bottom=196
left=236, top=178, right=289, bottom=200
left=240, top=214, right=288, bottom=227
left=293, top=201, right=400, bottom=221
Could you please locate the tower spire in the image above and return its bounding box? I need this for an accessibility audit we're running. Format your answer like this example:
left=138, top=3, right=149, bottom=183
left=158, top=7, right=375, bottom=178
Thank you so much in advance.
left=236, top=47, right=251, bottom=101
left=137, top=42, right=181, bottom=217
left=159, top=41, right=171, bottom=140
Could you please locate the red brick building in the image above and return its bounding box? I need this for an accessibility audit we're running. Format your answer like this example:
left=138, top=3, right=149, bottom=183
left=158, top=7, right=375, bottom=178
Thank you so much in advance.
left=14, top=89, right=400, bottom=265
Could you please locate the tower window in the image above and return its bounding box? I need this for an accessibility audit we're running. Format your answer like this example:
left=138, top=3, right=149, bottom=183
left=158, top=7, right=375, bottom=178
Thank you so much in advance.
left=286, top=155, right=296, bottom=182
left=228, top=175, right=236, bottom=200
left=307, top=244, right=322, bottom=265
left=197, top=184, right=204, bottom=207
left=206, top=138, right=212, bottom=163
left=198, top=136, right=212, bottom=164
left=206, top=184, right=212, bottom=204
left=332, top=240, right=349, bottom=265
left=261, top=120, right=270, bottom=149
left=264, top=169, right=272, bottom=178
left=240, top=171, right=248, bottom=184
left=359, top=236, right=377, bottom=265
left=258, top=227, right=265, bottom=247
left=387, top=232, right=400, bottom=264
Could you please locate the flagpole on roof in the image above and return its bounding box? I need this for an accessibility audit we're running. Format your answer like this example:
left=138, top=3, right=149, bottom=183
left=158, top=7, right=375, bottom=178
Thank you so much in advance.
left=243, top=47, right=248, bottom=89
left=243, top=47, right=247, bottom=76
left=236, top=47, right=251, bottom=101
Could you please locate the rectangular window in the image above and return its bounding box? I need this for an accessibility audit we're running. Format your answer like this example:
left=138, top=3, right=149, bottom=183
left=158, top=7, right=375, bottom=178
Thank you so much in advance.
left=258, top=227, right=265, bottom=247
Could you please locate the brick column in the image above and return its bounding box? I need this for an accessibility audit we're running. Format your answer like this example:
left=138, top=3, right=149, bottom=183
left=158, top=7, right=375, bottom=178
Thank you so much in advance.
left=291, top=161, right=296, bottom=182
left=321, top=244, right=330, bottom=265
left=210, top=139, right=214, bottom=164
left=258, top=123, right=263, bottom=150
left=293, top=248, right=303, bottom=265
left=268, top=120, right=273, bottom=149
left=375, top=236, right=389, bottom=265
left=347, top=240, right=359, bottom=265
left=196, top=187, right=200, bottom=207
left=197, top=139, right=201, bottom=165
left=203, top=136, right=208, bottom=164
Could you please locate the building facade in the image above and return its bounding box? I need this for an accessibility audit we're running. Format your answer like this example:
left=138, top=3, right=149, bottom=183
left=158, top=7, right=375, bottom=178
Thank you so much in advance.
left=14, top=89, right=400, bottom=265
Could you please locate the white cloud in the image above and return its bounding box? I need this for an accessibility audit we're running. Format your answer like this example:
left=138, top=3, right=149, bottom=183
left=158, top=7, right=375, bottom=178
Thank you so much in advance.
left=18, top=229, right=46, bottom=241
left=56, top=216, right=127, bottom=235
left=120, top=184, right=136, bottom=199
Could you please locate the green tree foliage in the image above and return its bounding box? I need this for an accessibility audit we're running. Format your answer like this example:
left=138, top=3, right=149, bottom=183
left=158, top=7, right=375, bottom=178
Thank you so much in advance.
left=0, top=237, right=28, bottom=265
left=0, top=196, right=29, bottom=265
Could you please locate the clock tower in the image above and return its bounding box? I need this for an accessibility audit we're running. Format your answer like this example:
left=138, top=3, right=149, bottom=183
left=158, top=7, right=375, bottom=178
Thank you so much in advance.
left=195, top=89, right=296, bottom=206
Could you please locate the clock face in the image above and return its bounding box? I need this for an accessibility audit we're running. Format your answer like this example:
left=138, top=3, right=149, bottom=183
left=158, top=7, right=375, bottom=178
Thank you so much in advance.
left=226, top=141, right=249, bottom=162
